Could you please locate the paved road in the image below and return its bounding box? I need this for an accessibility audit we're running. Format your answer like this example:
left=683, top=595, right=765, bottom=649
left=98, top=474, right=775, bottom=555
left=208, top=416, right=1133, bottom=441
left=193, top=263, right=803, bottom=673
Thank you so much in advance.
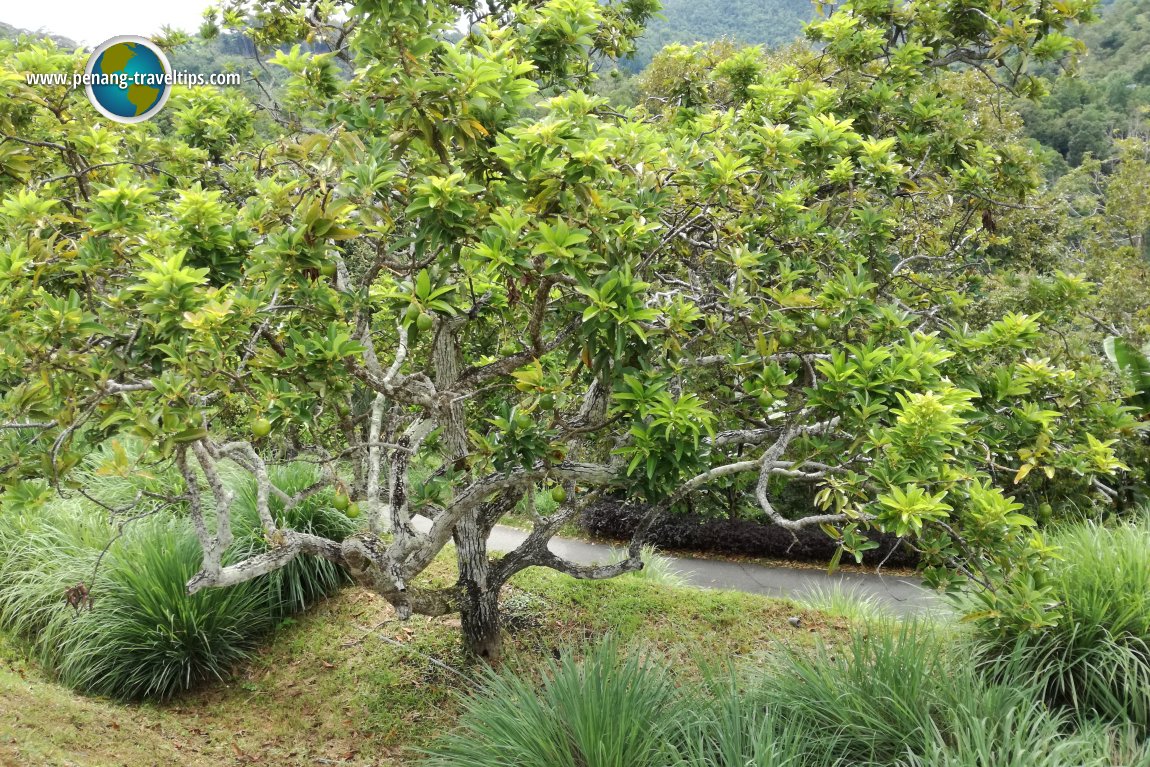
left=413, top=517, right=939, bottom=615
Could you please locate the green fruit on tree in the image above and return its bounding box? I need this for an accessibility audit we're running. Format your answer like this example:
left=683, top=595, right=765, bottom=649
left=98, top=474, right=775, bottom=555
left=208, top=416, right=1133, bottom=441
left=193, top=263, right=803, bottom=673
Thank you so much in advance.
left=814, top=314, right=832, bottom=331
left=346, top=502, right=361, bottom=519
left=416, top=312, right=434, bottom=331
left=404, top=304, right=421, bottom=325
left=1038, top=502, right=1053, bottom=521
left=251, top=417, right=272, bottom=438
left=333, top=492, right=350, bottom=511
left=319, top=262, right=337, bottom=278
left=551, top=486, right=567, bottom=503
left=778, top=332, right=796, bottom=348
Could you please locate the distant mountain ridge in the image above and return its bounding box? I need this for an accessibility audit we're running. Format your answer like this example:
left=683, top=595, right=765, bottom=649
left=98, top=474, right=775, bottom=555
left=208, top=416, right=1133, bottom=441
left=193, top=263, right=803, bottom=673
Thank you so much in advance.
left=0, top=20, right=78, bottom=49
left=625, top=0, right=818, bottom=71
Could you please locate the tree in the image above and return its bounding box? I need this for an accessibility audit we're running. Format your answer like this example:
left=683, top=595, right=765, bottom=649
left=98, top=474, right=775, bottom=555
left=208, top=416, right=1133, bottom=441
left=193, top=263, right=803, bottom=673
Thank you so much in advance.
left=0, top=0, right=1130, bottom=660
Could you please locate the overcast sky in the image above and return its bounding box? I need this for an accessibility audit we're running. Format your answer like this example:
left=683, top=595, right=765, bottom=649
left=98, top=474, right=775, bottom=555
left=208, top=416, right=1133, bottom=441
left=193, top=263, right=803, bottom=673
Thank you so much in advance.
left=4, top=0, right=212, bottom=46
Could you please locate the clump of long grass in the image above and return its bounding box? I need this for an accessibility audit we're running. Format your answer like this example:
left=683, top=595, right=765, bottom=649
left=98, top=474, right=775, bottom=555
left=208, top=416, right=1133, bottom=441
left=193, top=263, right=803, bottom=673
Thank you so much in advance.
left=424, top=630, right=1133, bottom=767
left=54, top=515, right=271, bottom=699
left=0, top=462, right=355, bottom=700
left=0, top=503, right=267, bottom=699
left=667, top=669, right=843, bottom=767
left=793, top=581, right=892, bottom=624
left=422, top=637, right=686, bottom=767
left=969, top=518, right=1150, bottom=731
left=905, top=693, right=1118, bottom=767
left=758, top=620, right=950, bottom=763
left=608, top=544, right=689, bottom=588
left=0, top=498, right=107, bottom=652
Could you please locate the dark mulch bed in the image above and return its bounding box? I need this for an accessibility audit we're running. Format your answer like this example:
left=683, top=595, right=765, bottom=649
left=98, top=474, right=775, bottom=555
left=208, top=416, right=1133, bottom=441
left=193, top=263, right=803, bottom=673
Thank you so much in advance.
left=580, top=498, right=919, bottom=568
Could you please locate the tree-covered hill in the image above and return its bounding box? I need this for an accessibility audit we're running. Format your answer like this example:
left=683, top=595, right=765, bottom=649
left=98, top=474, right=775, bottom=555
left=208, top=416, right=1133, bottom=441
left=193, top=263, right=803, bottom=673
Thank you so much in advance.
left=1021, top=0, right=1150, bottom=165
left=623, top=0, right=816, bottom=71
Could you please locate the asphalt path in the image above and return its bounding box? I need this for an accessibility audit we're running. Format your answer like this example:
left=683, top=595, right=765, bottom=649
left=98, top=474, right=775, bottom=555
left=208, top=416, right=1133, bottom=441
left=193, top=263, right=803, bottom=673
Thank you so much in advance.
left=412, top=516, right=939, bottom=615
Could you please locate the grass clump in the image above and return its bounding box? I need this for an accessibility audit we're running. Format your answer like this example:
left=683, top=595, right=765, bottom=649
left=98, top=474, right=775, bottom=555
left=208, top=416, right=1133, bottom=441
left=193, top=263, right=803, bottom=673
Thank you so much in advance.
left=426, top=625, right=1143, bottom=767
left=54, top=515, right=271, bottom=699
left=968, top=518, right=1150, bottom=732
left=0, top=462, right=355, bottom=700
left=608, top=543, right=690, bottom=588
left=232, top=464, right=357, bottom=616
left=422, top=636, right=685, bottom=767
left=792, top=581, right=893, bottom=624
left=668, top=670, right=843, bottom=767
left=759, top=621, right=950, bottom=763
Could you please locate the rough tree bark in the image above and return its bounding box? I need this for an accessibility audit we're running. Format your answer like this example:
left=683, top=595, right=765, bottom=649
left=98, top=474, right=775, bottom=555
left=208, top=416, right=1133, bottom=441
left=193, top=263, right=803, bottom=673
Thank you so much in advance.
left=434, top=320, right=504, bottom=659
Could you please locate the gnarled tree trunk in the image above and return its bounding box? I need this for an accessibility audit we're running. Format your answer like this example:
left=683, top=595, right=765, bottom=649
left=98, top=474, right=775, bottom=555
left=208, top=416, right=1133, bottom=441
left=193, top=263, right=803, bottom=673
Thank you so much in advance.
left=454, top=512, right=502, bottom=661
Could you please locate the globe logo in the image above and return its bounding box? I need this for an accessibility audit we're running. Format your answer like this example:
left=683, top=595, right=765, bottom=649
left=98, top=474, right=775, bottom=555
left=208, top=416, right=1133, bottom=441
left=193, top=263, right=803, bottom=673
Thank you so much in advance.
left=85, top=36, right=172, bottom=124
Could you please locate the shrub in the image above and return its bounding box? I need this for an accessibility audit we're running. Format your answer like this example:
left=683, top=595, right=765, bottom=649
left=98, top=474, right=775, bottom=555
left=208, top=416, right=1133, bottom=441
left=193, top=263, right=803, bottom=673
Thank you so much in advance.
left=422, top=637, right=686, bottom=767
left=580, top=497, right=917, bottom=567
left=968, top=518, right=1150, bottom=731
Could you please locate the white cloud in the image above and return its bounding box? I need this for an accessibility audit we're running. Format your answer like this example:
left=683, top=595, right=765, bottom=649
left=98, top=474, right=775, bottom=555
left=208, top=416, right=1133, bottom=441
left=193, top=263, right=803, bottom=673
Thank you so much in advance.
left=5, top=0, right=213, bottom=47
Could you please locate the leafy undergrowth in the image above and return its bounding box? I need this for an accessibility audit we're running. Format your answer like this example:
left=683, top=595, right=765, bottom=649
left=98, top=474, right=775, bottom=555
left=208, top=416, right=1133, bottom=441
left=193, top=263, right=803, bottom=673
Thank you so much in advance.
left=0, top=558, right=846, bottom=767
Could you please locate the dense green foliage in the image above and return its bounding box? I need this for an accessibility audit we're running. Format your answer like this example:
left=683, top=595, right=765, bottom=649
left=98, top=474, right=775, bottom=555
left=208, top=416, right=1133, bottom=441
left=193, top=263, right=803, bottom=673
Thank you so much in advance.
left=1021, top=0, right=1150, bottom=166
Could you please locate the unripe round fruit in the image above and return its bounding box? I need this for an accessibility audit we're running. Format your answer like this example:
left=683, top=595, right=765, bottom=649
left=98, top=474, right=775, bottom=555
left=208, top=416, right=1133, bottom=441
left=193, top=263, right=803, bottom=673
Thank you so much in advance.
left=551, top=486, right=567, bottom=504
left=251, top=417, right=272, bottom=438
left=416, top=312, right=434, bottom=331
left=333, top=492, right=350, bottom=511
left=1038, top=502, right=1053, bottom=521
left=319, top=262, right=337, bottom=278
left=404, top=305, right=421, bottom=325
left=778, top=331, right=796, bottom=348
left=345, top=501, right=361, bottom=519
left=814, top=314, right=832, bottom=331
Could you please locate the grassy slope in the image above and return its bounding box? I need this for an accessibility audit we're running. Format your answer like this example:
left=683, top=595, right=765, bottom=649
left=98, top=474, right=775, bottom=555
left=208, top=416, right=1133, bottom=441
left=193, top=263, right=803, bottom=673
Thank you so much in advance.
left=0, top=558, right=847, bottom=767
